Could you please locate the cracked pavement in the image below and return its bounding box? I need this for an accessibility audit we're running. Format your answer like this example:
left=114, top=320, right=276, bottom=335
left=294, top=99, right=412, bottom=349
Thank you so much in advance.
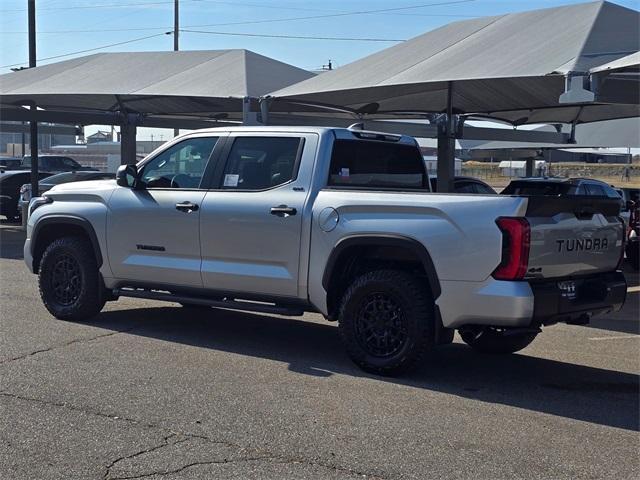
left=0, top=223, right=639, bottom=479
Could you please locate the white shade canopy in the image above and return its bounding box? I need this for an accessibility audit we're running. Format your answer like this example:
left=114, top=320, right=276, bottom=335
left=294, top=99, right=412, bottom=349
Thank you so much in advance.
left=0, top=49, right=314, bottom=120
left=272, top=1, right=640, bottom=126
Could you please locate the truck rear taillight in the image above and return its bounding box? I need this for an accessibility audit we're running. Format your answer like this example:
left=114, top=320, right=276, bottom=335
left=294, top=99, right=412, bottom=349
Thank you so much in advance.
left=492, top=217, right=530, bottom=280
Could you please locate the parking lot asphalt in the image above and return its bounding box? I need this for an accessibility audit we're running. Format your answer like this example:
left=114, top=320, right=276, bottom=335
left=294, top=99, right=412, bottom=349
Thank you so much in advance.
left=0, top=222, right=638, bottom=480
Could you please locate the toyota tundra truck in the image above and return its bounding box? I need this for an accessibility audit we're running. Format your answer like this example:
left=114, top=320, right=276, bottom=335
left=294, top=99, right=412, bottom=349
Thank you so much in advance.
left=24, top=127, right=627, bottom=375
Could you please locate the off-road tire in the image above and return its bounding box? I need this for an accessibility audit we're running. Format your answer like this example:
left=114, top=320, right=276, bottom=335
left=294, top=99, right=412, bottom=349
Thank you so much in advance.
left=459, top=327, right=537, bottom=354
left=338, top=269, right=435, bottom=376
left=39, top=236, right=105, bottom=321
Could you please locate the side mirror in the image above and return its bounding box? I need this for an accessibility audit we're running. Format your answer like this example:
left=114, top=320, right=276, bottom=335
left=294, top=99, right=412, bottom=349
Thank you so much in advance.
left=116, top=164, right=138, bottom=188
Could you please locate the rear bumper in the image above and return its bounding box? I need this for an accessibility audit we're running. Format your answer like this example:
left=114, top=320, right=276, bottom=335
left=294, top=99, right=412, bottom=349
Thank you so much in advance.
left=530, top=271, right=627, bottom=325
left=438, top=271, right=626, bottom=329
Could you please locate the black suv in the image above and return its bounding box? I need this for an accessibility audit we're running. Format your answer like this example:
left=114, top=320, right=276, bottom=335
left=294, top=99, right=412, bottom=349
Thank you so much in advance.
left=502, top=177, right=621, bottom=198
left=21, top=155, right=97, bottom=172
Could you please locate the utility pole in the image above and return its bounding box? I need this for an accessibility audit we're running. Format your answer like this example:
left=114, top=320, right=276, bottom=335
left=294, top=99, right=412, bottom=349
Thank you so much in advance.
left=28, top=0, right=39, bottom=197
left=174, top=0, right=179, bottom=52
left=173, top=0, right=179, bottom=138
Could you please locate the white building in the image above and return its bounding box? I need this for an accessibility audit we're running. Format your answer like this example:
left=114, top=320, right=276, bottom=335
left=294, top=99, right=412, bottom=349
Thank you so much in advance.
left=498, top=160, right=546, bottom=177
left=423, top=156, right=462, bottom=176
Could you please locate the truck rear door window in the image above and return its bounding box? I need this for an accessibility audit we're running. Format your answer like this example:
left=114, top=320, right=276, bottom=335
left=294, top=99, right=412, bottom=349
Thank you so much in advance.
left=221, top=137, right=302, bottom=190
left=328, top=140, right=427, bottom=190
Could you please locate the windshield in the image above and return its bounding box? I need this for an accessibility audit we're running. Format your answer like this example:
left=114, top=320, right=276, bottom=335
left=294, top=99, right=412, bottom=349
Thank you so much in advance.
left=41, top=172, right=76, bottom=185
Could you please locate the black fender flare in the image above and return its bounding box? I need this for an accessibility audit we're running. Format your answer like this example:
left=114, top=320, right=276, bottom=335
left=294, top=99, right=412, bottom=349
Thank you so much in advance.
left=321, top=234, right=441, bottom=299
left=31, top=215, right=103, bottom=268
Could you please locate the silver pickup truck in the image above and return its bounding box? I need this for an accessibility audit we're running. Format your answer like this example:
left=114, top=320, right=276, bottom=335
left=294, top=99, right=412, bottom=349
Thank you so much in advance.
left=24, top=127, right=626, bottom=375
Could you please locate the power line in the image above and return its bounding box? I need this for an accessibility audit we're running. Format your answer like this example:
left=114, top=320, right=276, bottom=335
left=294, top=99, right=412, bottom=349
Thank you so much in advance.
left=0, top=0, right=475, bottom=14
left=1, top=0, right=475, bottom=68
left=0, top=0, right=203, bottom=13
left=176, top=0, right=478, bottom=29
left=0, top=0, right=476, bottom=34
left=0, top=0, right=476, bottom=29
left=181, top=29, right=406, bottom=42
left=1, top=32, right=167, bottom=68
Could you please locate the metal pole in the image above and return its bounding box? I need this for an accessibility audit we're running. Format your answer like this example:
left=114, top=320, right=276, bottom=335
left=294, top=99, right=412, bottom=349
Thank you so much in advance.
left=28, top=0, right=39, bottom=198
left=120, top=115, right=138, bottom=165
left=436, top=81, right=455, bottom=193
left=525, top=157, right=534, bottom=177
left=174, top=0, right=179, bottom=51
left=173, top=0, right=179, bottom=138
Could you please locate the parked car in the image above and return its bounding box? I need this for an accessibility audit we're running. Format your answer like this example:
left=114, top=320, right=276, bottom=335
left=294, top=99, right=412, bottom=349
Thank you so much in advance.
left=429, top=175, right=496, bottom=194
left=0, top=157, right=22, bottom=170
left=21, top=155, right=98, bottom=173
left=0, top=170, right=53, bottom=220
left=501, top=177, right=622, bottom=198
left=19, top=171, right=115, bottom=210
left=25, top=127, right=626, bottom=375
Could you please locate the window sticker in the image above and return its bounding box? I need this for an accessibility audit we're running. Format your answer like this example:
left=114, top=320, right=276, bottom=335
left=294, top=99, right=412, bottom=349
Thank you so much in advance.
left=340, top=168, right=350, bottom=177
left=223, top=174, right=239, bottom=187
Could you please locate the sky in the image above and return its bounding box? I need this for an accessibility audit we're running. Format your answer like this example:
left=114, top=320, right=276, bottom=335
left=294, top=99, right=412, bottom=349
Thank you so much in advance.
left=1, top=0, right=639, bottom=140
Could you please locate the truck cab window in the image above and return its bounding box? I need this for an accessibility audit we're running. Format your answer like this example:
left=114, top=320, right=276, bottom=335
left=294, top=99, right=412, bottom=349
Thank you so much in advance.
left=328, top=140, right=426, bottom=190
left=139, top=137, right=218, bottom=189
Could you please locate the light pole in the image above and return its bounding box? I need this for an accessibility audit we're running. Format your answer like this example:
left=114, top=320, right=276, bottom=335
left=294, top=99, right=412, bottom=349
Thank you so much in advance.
left=173, top=0, right=179, bottom=138
left=28, top=0, right=39, bottom=197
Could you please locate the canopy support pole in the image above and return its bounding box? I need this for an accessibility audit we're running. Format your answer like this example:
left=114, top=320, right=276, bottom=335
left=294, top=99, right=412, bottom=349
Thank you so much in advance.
left=120, top=115, right=137, bottom=165
left=242, top=96, right=259, bottom=126
left=437, top=81, right=455, bottom=193
left=525, top=158, right=534, bottom=177
left=29, top=105, right=39, bottom=198
left=28, top=0, right=38, bottom=198
left=259, top=97, right=271, bottom=126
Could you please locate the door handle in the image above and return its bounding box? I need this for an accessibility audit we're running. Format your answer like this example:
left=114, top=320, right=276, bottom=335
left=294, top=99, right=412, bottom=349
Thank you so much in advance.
left=175, top=202, right=199, bottom=213
left=270, top=205, right=297, bottom=217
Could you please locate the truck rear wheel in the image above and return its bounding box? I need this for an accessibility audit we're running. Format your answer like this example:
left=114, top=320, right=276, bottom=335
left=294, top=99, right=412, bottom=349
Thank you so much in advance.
left=338, top=270, right=434, bottom=376
left=38, top=236, right=106, bottom=321
left=459, top=326, right=537, bottom=354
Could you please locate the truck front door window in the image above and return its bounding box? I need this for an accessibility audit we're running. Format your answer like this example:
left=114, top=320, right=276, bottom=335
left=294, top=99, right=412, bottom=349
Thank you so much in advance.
left=139, top=137, right=218, bottom=189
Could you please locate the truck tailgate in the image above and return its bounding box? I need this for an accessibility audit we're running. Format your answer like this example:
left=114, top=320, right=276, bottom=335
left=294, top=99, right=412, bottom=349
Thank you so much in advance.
left=525, top=196, right=623, bottom=279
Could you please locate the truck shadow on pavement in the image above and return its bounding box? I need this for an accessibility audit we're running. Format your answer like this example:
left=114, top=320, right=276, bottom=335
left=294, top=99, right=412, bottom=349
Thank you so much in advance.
left=94, top=306, right=639, bottom=432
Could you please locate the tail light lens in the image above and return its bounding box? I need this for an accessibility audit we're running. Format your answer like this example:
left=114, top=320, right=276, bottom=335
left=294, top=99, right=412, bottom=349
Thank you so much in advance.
left=492, top=217, right=530, bottom=280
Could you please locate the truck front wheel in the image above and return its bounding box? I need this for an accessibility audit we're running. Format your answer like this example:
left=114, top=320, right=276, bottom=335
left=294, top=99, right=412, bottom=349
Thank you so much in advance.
left=38, top=236, right=106, bottom=321
left=338, top=270, right=435, bottom=376
left=459, top=326, right=537, bottom=354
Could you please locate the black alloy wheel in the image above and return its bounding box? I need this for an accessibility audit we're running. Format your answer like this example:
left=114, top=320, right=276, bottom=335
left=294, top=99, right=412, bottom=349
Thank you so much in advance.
left=354, top=292, right=409, bottom=358
left=50, top=253, right=82, bottom=306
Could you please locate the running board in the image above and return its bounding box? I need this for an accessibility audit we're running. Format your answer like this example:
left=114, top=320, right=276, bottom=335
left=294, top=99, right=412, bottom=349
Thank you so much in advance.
left=113, top=288, right=305, bottom=316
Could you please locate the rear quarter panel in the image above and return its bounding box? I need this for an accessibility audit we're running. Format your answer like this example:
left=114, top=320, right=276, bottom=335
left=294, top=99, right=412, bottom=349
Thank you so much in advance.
left=308, top=190, right=528, bottom=314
